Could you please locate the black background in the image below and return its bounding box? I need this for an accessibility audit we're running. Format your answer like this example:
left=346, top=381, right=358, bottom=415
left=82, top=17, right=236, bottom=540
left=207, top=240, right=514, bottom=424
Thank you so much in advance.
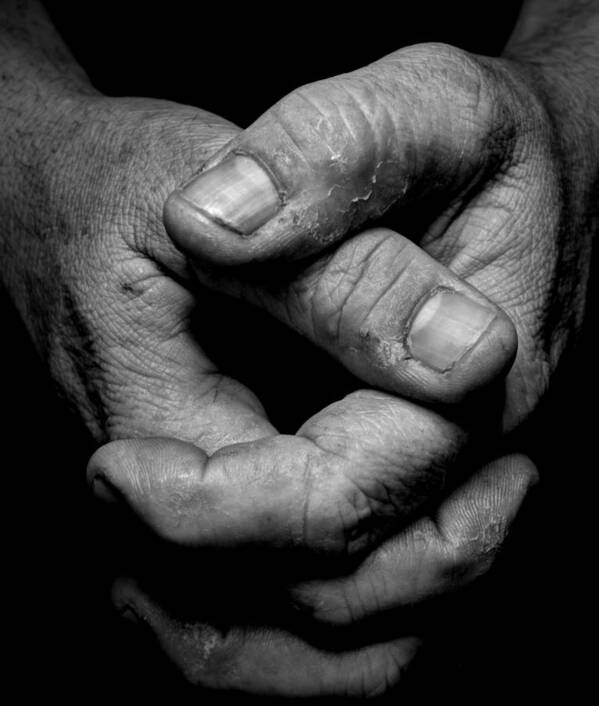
left=3, top=1, right=596, bottom=702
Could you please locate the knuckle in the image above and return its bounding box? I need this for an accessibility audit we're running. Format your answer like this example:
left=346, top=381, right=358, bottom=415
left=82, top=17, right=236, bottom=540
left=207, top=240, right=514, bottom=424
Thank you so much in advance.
left=309, top=230, right=405, bottom=344
left=302, top=410, right=453, bottom=559
left=292, top=450, right=350, bottom=555
left=394, top=43, right=517, bottom=164
left=277, top=78, right=376, bottom=176
left=296, top=576, right=374, bottom=627
left=332, top=472, right=407, bottom=558
left=391, top=42, right=491, bottom=116
left=108, top=256, right=193, bottom=343
left=336, top=574, right=382, bottom=626
left=309, top=244, right=374, bottom=345
left=297, top=468, right=386, bottom=558
left=268, top=78, right=396, bottom=239
left=306, top=485, right=372, bottom=557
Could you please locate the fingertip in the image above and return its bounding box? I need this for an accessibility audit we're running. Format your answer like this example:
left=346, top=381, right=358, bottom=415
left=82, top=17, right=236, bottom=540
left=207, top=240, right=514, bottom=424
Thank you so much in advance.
left=86, top=438, right=211, bottom=540
left=474, top=305, right=518, bottom=381
left=489, top=452, right=540, bottom=493
left=405, top=288, right=516, bottom=383
left=393, top=284, right=519, bottom=406
left=432, top=302, right=518, bottom=405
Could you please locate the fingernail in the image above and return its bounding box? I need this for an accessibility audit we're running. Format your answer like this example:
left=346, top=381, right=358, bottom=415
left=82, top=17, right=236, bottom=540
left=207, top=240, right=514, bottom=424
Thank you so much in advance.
left=179, top=154, right=281, bottom=235
left=91, top=475, right=121, bottom=505
left=407, top=290, right=496, bottom=371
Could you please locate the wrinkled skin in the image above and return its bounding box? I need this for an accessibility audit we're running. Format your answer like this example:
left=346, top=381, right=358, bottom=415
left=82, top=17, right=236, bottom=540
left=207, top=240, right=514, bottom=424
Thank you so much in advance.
left=164, top=44, right=595, bottom=432
left=2, top=29, right=596, bottom=696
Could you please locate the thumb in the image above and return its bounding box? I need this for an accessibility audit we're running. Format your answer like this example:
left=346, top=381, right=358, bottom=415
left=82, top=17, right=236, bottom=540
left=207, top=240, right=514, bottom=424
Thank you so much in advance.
left=164, top=43, right=509, bottom=266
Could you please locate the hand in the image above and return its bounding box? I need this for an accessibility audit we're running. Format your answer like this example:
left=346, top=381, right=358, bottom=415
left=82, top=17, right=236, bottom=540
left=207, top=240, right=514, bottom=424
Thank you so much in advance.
left=164, top=41, right=597, bottom=433
left=152, top=29, right=597, bottom=689
left=1, top=1, right=573, bottom=697
left=1, top=67, right=531, bottom=698
left=73, top=56, right=539, bottom=697
left=101, top=446, right=535, bottom=697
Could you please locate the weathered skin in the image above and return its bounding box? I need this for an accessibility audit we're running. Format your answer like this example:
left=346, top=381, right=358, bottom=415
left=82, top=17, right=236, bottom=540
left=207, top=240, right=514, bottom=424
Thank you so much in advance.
left=1, top=0, right=597, bottom=698
left=165, top=41, right=596, bottom=433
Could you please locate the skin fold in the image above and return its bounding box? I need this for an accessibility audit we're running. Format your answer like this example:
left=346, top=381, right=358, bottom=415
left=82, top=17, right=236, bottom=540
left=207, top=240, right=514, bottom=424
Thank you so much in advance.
left=0, top=0, right=597, bottom=698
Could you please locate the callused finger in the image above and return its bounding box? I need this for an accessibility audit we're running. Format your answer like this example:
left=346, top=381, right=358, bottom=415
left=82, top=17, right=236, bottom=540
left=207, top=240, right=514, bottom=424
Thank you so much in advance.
left=88, top=390, right=470, bottom=558
left=201, top=227, right=517, bottom=406
left=164, top=44, right=509, bottom=265
left=290, top=454, right=538, bottom=625
left=112, top=578, right=420, bottom=698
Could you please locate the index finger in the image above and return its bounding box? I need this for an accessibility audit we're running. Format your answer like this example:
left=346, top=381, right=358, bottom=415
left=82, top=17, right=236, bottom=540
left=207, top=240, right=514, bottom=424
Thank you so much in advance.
left=88, top=389, right=475, bottom=558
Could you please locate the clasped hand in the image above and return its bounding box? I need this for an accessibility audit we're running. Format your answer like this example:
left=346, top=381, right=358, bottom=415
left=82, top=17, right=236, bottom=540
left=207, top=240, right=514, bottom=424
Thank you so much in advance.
left=10, top=39, right=592, bottom=696
left=79, top=44, right=561, bottom=697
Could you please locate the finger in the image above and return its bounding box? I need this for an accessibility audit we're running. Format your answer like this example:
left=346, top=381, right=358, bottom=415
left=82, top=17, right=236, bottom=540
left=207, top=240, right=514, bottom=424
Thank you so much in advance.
left=201, top=227, right=517, bottom=406
left=291, top=454, right=538, bottom=625
left=88, top=390, right=470, bottom=557
left=164, top=43, right=511, bottom=266
left=112, top=578, right=420, bottom=698
left=418, top=141, right=569, bottom=431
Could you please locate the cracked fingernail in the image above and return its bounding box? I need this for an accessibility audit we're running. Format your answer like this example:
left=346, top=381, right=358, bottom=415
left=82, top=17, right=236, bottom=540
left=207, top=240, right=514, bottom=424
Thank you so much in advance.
left=407, top=290, right=496, bottom=371
left=179, top=154, right=281, bottom=235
